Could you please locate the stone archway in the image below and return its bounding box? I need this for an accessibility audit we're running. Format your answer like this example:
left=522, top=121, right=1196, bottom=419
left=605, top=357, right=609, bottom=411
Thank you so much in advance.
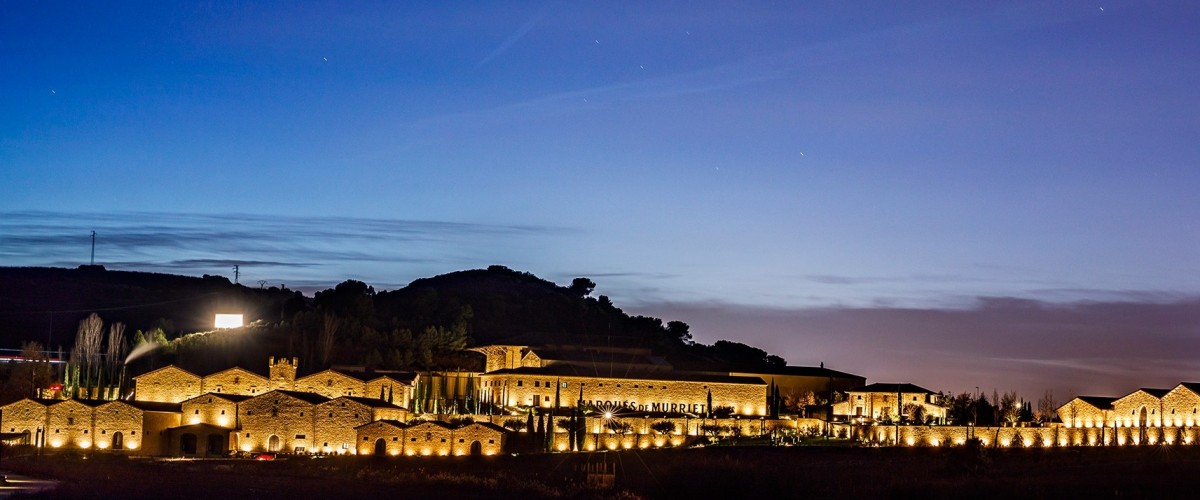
left=267, top=435, right=281, bottom=452
left=112, top=431, right=124, bottom=450
left=374, top=438, right=386, bottom=456
left=470, top=440, right=482, bottom=456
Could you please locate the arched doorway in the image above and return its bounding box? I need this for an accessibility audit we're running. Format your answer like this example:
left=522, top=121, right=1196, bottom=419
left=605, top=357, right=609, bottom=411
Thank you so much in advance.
left=470, top=440, right=482, bottom=456
left=180, top=433, right=198, bottom=454
left=112, top=432, right=124, bottom=450
left=374, top=438, right=386, bottom=456
left=267, top=435, right=281, bottom=452
left=207, top=434, right=224, bottom=456
left=1139, top=407, right=1148, bottom=427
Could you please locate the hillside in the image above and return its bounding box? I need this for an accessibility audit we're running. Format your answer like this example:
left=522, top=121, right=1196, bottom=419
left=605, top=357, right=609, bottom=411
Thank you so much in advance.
left=0, top=266, right=303, bottom=350
left=0, top=265, right=786, bottom=374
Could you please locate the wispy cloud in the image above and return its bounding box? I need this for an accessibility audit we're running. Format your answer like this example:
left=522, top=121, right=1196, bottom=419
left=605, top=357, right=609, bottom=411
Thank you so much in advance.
left=0, top=210, right=570, bottom=290
left=475, top=13, right=545, bottom=69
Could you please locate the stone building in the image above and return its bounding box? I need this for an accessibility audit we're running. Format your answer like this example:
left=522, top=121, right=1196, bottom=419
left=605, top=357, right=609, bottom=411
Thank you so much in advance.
left=480, top=366, right=767, bottom=416
left=313, top=396, right=410, bottom=454
left=832, top=383, right=947, bottom=423
left=133, top=357, right=415, bottom=408
left=355, top=420, right=505, bottom=457
left=181, top=393, right=251, bottom=428
left=237, top=390, right=328, bottom=453
left=1057, top=396, right=1116, bottom=428
left=0, top=398, right=180, bottom=453
left=132, top=366, right=203, bottom=403
left=0, top=398, right=51, bottom=445
left=1111, top=388, right=1170, bottom=428
left=203, top=367, right=269, bottom=396
left=1161, top=383, right=1200, bottom=427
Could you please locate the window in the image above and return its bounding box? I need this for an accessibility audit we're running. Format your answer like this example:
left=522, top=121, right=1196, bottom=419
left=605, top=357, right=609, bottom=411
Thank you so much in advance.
left=517, top=380, right=523, bottom=387
left=488, top=440, right=494, bottom=444
left=634, top=385, right=638, bottom=388
left=459, top=439, right=465, bottom=443
left=364, top=437, right=370, bottom=441
left=246, top=433, right=250, bottom=437
left=195, top=410, right=200, bottom=414
left=101, top=430, right=106, bottom=434
left=67, top=418, right=74, bottom=425
left=295, top=434, right=306, bottom=439
left=131, top=431, right=136, bottom=435
left=440, top=438, right=446, bottom=442
left=561, top=382, right=568, bottom=388
left=534, top=381, right=540, bottom=387
left=330, top=412, right=334, bottom=418
left=220, top=410, right=225, bottom=415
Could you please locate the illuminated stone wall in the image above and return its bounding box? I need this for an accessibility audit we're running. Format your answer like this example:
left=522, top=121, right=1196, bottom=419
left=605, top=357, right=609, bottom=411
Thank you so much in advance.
left=133, top=366, right=202, bottom=403
left=0, top=399, right=49, bottom=441
left=238, top=391, right=321, bottom=453
left=202, top=368, right=269, bottom=396
left=141, top=410, right=181, bottom=455
left=181, top=394, right=241, bottom=428
left=852, top=423, right=1200, bottom=448
left=1057, top=398, right=1112, bottom=428
left=1161, top=385, right=1200, bottom=427
left=364, top=376, right=412, bottom=409
left=268, top=357, right=299, bottom=390
left=296, top=370, right=369, bottom=398
left=355, top=420, right=406, bottom=455
left=1112, top=390, right=1166, bottom=428
left=46, top=400, right=95, bottom=449
left=92, top=401, right=142, bottom=451
left=312, top=397, right=408, bottom=454
left=356, top=421, right=507, bottom=457
left=480, top=373, right=767, bottom=416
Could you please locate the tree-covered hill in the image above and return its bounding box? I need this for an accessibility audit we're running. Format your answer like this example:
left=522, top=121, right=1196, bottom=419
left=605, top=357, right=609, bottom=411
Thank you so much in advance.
left=0, top=265, right=786, bottom=375
left=0, top=266, right=303, bottom=351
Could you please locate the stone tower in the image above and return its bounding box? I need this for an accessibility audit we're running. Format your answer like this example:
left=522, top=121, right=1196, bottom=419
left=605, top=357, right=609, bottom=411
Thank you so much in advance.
left=269, top=356, right=298, bottom=390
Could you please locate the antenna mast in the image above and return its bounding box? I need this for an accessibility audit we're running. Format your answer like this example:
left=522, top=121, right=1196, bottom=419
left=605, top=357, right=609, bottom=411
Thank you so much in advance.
left=233, top=265, right=240, bottom=284
left=90, top=231, right=96, bottom=265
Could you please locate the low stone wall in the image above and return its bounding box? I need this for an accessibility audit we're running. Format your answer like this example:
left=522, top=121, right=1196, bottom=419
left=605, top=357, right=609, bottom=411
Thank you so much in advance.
left=848, top=424, right=1200, bottom=447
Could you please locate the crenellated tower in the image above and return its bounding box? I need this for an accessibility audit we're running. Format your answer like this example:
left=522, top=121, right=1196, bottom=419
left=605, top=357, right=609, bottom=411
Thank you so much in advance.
left=268, top=356, right=298, bottom=390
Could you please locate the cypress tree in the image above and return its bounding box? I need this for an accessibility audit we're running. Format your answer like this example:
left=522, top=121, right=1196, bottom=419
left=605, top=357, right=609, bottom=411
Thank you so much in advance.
left=568, top=409, right=577, bottom=451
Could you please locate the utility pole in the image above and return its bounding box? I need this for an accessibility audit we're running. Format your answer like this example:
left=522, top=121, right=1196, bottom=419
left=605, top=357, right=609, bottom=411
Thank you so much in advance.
left=90, top=231, right=96, bottom=265
left=232, top=265, right=240, bottom=284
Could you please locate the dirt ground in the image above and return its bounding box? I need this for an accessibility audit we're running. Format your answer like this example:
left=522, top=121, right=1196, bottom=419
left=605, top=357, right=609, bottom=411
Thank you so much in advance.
left=4, top=444, right=1200, bottom=498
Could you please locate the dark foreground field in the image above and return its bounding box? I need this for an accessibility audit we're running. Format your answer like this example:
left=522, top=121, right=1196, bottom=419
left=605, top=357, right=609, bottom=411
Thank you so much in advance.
left=4, top=444, right=1200, bottom=499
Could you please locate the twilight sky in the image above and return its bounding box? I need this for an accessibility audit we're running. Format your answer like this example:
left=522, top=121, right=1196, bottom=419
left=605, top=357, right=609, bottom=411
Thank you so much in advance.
left=3, top=2, right=1199, bottom=402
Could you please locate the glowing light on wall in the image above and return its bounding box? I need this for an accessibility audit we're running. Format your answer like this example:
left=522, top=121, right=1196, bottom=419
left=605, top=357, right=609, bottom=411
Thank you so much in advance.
left=217, top=416, right=229, bottom=427
left=97, top=441, right=109, bottom=449
left=214, top=314, right=244, bottom=329
left=241, top=444, right=252, bottom=452
left=51, top=440, right=62, bottom=448
left=79, top=440, right=91, bottom=449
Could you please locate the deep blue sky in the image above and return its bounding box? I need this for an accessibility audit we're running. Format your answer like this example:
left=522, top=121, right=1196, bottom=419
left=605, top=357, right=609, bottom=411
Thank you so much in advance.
left=3, top=2, right=1199, bottom=400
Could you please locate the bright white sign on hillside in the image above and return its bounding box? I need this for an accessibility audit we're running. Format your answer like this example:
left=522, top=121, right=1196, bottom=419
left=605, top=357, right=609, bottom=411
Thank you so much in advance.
left=214, top=313, right=244, bottom=329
